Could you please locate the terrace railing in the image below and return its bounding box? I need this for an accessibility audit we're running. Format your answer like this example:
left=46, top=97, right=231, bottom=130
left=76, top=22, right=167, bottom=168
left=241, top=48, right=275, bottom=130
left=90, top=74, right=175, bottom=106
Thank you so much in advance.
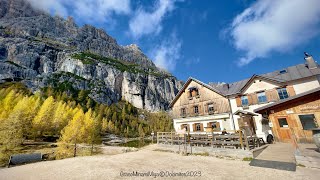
left=157, top=130, right=263, bottom=150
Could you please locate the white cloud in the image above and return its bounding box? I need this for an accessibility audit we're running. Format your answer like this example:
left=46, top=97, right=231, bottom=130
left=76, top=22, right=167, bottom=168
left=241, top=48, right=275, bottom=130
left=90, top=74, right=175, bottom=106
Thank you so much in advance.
left=150, top=34, right=182, bottom=72
left=129, top=0, right=179, bottom=39
left=27, top=0, right=131, bottom=23
left=185, top=57, right=200, bottom=66
left=228, top=0, right=320, bottom=66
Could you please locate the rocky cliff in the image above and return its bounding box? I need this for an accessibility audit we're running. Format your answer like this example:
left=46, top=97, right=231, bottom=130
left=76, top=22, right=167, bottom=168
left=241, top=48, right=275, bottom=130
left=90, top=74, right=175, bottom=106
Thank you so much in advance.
left=0, top=0, right=183, bottom=111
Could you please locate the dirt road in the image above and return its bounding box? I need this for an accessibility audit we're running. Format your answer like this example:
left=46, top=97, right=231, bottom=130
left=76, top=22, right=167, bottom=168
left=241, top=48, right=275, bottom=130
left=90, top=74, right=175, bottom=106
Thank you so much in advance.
left=0, top=145, right=319, bottom=180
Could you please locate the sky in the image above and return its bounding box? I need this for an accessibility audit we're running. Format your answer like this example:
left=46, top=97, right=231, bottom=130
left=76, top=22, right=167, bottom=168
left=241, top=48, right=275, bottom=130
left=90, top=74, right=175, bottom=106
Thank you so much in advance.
left=27, top=0, right=320, bottom=84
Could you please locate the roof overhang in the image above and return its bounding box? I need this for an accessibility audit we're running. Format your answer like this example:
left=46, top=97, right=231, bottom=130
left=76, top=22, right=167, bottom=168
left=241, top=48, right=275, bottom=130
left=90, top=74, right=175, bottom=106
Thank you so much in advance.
left=233, top=110, right=258, bottom=116
left=168, top=77, right=225, bottom=108
left=254, top=87, right=320, bottom=113
left=239, top=74, right=286, bottom=94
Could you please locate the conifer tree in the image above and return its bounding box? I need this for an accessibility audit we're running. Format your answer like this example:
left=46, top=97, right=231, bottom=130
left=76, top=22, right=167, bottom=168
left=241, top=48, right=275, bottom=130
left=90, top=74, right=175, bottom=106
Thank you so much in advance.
left=57, top=109, right=85, bottom=158
left=32, top=96, right=55, bottom=137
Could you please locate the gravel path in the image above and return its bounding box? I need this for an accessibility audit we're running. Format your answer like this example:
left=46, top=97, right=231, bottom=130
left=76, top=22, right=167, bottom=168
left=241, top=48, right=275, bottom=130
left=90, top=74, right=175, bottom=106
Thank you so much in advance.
left=0, top=145, right=319, bottom=180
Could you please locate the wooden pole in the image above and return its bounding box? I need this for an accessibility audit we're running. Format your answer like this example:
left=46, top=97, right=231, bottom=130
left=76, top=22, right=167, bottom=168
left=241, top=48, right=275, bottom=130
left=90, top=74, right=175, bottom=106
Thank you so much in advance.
left=157, top=132, right=159, bottom=144
left=243, top=129, right=249, bottom=150
left=171, top=132, right=173, bottom=145
left=239, top=130, right=244, bottom=149
left=211, top=131, right=214, bottom=148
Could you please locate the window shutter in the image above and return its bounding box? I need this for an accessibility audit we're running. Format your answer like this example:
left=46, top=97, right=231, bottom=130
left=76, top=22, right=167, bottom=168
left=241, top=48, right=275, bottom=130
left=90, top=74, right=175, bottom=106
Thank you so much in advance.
left=187, top=124, right=190, bottom=132
left=180, top=124, right=184, bottom=130
left=189, top=106, right=194, bottom=116
left=236, top=97, right=241, bottom=107
left=192, top=124, right=196, bottom=132
left=207, top=122, right=211, bottom=128
left=286, top=85, right=296, bottom=96
left=198, top=105, right=202, bottom=115
left=204, top=103, right=208, bottom=113
left=251, top=93, right=258, bottom=104
left=248, top=94, right=253, bottom=105
left=266, top=89, right=279, bottom=102
left=216, top=122, right=221, bottom=131
left=272, top=89, right=279, bottom=101
left=200, top=123, right=204, bottom=132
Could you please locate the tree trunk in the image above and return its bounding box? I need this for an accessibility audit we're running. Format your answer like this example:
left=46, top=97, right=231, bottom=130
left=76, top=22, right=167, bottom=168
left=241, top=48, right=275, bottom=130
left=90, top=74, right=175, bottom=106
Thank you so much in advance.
left=74, top=142, right=77, bottom=157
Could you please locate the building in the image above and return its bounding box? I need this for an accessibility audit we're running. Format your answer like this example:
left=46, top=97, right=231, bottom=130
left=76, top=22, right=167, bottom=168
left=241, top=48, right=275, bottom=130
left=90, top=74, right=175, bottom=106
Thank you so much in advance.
left=170, top=54, right=320, bottom=141
left=169, top=78, right=233, bottom=134
left=254, top=87, right=320, bottom=143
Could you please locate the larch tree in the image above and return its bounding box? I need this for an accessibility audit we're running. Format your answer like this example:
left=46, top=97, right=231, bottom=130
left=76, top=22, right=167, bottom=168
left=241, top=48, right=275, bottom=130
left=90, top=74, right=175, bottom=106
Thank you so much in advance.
left=83, top=109, right=101, bottom=155
left=32, top=96, right=56, bottom=137
left=57, top=108, right=85, bottom=159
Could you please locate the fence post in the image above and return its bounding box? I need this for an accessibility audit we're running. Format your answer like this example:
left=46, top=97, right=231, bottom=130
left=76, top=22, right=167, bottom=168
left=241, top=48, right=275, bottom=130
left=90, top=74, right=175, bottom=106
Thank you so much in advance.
left=157, top=132, right=159, bottom=144
left=239, top=130, right=243, bottom=149
left=171, top=131, right=173, bottom=145
left=243, top=130, right=249, bottom=150
left=211, top=131, right=214, bottom=148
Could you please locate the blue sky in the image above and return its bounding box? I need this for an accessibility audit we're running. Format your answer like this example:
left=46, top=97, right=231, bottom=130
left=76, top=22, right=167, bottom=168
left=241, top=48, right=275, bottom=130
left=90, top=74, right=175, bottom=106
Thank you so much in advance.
left=28, top=0, right=320, bottom=84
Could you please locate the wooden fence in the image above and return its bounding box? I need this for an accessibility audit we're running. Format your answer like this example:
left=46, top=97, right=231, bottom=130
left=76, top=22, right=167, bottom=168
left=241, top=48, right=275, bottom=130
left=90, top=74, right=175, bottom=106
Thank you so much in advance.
left=157, top=130, right=264, bottom=150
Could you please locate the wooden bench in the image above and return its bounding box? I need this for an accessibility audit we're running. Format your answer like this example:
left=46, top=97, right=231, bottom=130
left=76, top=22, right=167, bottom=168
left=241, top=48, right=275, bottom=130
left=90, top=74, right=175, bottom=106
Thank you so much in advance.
left=8, top=153, right=42, bottom=167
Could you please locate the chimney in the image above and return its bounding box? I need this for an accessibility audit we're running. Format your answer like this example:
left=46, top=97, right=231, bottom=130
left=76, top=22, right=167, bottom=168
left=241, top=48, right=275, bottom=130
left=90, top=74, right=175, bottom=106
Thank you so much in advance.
left=304, top=52, right=318, bottom=69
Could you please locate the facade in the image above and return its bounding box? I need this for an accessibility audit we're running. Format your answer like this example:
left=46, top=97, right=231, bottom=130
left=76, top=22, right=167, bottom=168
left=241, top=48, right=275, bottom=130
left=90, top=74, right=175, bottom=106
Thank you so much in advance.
left=170, top=54, right=320, bottom=141
left=254, top=88, right=320, bottom=143
left=169, top=79, right=233, bottom=134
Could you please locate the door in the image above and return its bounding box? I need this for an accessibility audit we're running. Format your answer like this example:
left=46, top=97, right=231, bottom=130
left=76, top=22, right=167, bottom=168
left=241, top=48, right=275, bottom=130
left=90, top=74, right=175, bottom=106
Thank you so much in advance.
left=275, top=117, right=292, bottom=142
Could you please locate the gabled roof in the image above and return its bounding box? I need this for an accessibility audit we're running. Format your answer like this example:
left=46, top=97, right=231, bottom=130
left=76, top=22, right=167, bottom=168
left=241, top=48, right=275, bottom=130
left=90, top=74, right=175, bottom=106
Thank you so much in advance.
left=210, top=62, right=320, bottom=96
left=254, top=87, right=320, bottom=113
left=168, top=77, right=225, bottom=108
left=238, top=74, right=286, bottom=93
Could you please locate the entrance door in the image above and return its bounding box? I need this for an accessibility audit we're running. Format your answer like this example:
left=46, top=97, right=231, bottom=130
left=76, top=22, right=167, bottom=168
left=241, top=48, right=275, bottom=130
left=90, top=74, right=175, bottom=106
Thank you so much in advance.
left=275, top=117, right=292, bottom=142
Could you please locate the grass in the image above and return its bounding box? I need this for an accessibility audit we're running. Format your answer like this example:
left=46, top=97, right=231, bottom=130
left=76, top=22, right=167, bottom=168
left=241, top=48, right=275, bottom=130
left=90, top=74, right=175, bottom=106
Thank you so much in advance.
left=297, top=163, right=306, bottom=167
left=242, top=157, right=253, bottom=161
left=119, top=139, right=152, bottom=148
left=32, top=37, right=75, bottom=50
left=5, top=61, right=26, bottom=69
left=153, top=149, right=175, bottom=153
left=192, top=152, right=210, bottom=156
left=71, top=52, right=173, bottom=78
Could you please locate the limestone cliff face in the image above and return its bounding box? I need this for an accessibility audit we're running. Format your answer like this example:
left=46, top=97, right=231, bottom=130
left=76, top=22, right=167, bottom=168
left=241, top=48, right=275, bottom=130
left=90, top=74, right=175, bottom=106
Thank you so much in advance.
left=0, top=0, right=183, bottom=111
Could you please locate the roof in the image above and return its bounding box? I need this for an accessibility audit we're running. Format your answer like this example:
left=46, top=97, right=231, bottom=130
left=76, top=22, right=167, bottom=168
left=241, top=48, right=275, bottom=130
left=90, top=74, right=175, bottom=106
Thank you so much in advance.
left=211, top=62, right=320, bottom=96
left=254, top=87, right=320, bottom=113
left=233, top=110, right=258, bottom=116
left=168, top=77, right=225, bottom=108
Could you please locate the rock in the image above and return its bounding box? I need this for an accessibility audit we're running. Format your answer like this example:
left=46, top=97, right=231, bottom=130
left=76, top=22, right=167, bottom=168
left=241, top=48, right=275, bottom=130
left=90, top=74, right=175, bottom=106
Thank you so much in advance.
left=0, top=0, right=183, bottom=111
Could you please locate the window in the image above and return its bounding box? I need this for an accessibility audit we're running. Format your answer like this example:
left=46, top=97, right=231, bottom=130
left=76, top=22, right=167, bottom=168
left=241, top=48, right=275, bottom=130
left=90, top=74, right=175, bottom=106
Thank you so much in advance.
left=299, top=114, right=318, bottom=130
left=211, top=122, right=220, bottom=131
left=279, top=69, right=287, bottom=74
left=257, top=92, right=267, bottom=103
left=278, top=118, right=288, bottom=128
left=208, top=103, right=214, bottom=113
left=277, top=88, right=289, bottom=99
left=194, top=106, right=199, bottom=114
left=241, top=96, right=249, bottom=106
left=196, top=123, right=201, bottom=131
left=188, top=87, right=199, bottom=98
left=182, top=124, right=188, bottom=131
left=180, top=108, right=186, bottom=117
